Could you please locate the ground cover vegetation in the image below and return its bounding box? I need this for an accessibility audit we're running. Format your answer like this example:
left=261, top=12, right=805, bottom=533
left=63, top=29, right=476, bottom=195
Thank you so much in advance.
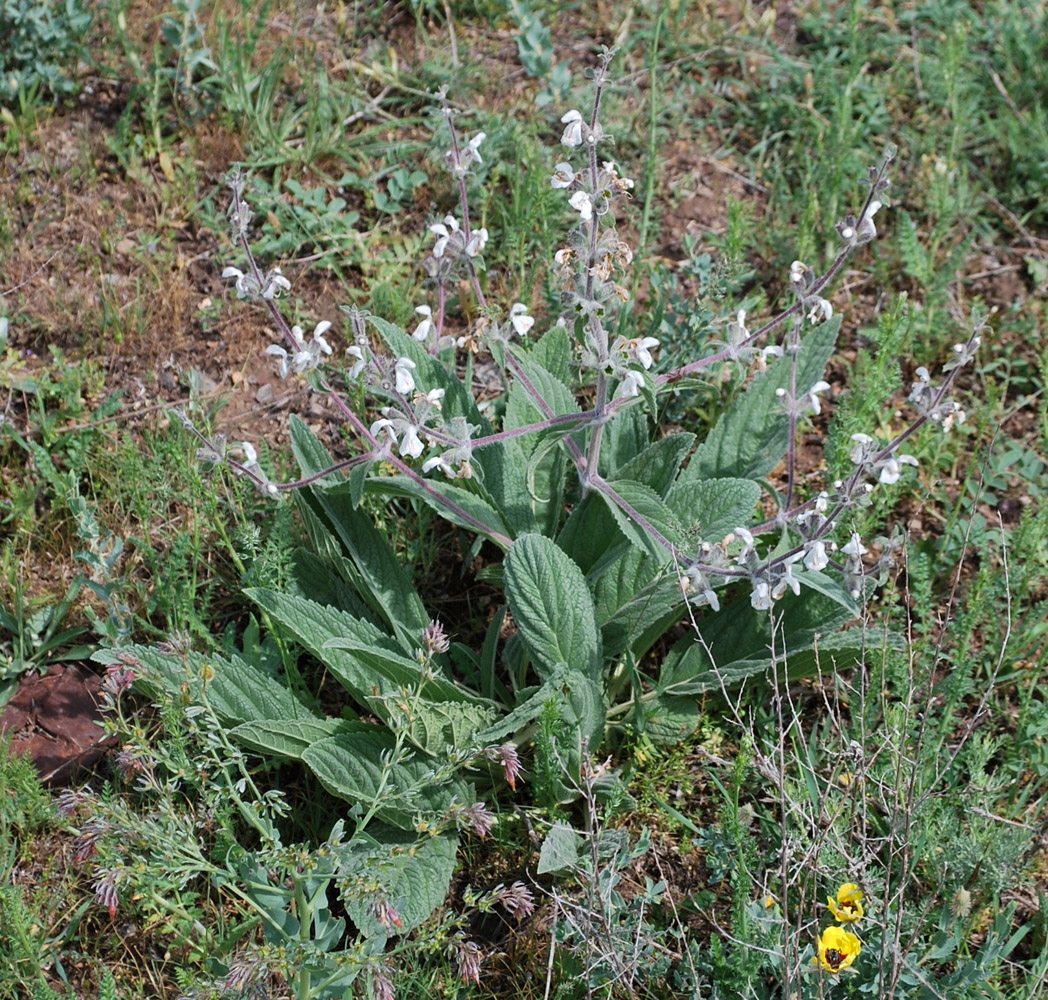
left=1, top=0, right=1047, bottom=997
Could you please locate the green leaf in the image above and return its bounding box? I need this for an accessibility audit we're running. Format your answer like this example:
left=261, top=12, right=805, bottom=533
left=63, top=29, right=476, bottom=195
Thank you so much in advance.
left=500, top=355, right=580, bottom=536
left=230, top=718, right=368, bottom=760
left=503, top=534, right=602, bottom=681
left=296, top=488, right=429, bottom=637
left=363, top=476, right=511, bottom=548
left=557, top=493, right=629, bottom=579
left=666, top=477, right=762, bottom=543
left=409, top=701, right=498, bottom=755
left=92, top=645, right=306, bottom=725
left=597, top=479, right=681, bottom=564
left=338, top=829, right=457, bottom=937
left=562, top=668, right=605, bottom=753
left=473, top=663, right=571, bottom=744
left=642, top=695, right=704, bottom=745
left=537, top=821, right=582, bottom=874
left=303, top=732, right=470, bottom=829
left=528, top=323, right=573, bottom=385
left=684, top=317, right=840, bottom=481
left=247, top=589, right=480, bottom=710
left=599, top=565, right=685, bottom=660
left=657, top=589, right=877, bottom=696
left=617, top=433, right=696, bottom=497
left=288, top=546, right=376, bottom=621
left=289, top=416, right=340, bottom=485
left=600, top=405, right=649, bottom=476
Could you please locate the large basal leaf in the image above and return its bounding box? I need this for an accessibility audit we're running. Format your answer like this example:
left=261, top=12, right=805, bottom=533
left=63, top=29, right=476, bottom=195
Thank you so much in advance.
left=616, top=433, right=696, bottom=498
left=600, top=405, right=649, bottom=476
left=658, top=588, right=874, bottom=696
left=537, top=821, right=582, bottom=874
left=666, top=477, right=762, bottom=544
left=94, top=645, right=306, bottom=725
left=247, top=589, right=480, bottom=710
left=501, top=354, right=580, bottom=536
left=528, top=323, right=573, bottom=386
left=473, top=663, right=572, bottom=744
left=641, top=694, right=705, bottom=746
left=289, top=415, right=341, bottom=486
left=337, top=827, right=457, bottom=937
left=298, top=487, right=429, bottom=638
left=557, top=493, right=631, bottom=580
left=288, top=547, right=376, bottom=623
left=362, top=475, right=512, bottom=549
left=409, top=701, right=498, bottom=755
left=230, top=718, right=368, bottom=761
left=302, top=732, right=471, bottom=829
left=562, top=668, right=605, bottom=753
left=503, top=534, right=602, bottom=682
left=597, top=479, right=681, bottom=565
left=684, top=317, right=840, bottom=482
left=598, top=564, right=685, bottom=661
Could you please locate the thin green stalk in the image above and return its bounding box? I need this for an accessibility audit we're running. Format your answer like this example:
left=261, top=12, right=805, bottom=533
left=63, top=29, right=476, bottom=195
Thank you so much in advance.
left=631, top=2, right=666, bottom=306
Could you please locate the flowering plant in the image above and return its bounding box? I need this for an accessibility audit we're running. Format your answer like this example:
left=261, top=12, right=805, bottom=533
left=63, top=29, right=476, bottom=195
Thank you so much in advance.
left=827, top=882, right=865, bottom=922
left=155, top=49, right=984, bottom=978
left=814, top=925, right=862, bottom=973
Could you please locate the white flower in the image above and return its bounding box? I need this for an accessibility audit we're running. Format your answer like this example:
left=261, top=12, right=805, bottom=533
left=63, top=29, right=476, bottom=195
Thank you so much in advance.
left=371, top=417, right=396, bottom=445
left=400, top=424, right=424, bottom=459
left=509, top=303, right=534, bottom=337
left=858, top=199, right=882, bottom=241
left=731, top=527, right=756, bottom=563
left=429, top=215, right=459, bottom=258
left=804, top=539, right=831, bottom=572
left=772, top=556, right=802, bottom=599
left=554, top=247, right=575, bottom=267
left=296, top=320, right=333, bottom=356
left=807, top=296, right=833, bottom=324
left=551, top=162, right=575, bottom=189
left=422, top=386, right=445, bottom=408
left=268, top=321, right=332, bottom=376
left=750, top=579, right=772, bottom=610
left=241, top=441, right=258, bottom=466
left=347, top=345, right=366, bottom=379
left=423, top=454, right=454, bottom=477
left=759, top=345, right=784, bottom=368
left=806, top=380, right=832, bottom=415
left=560, top=109, right=584, bottom=147
left=266, top=344, right=291, bottom=378
left=569, top=190, right=593, bottom=222
left=842, top=533, right=867, bottom=558
left=393, top=357, right=416, bottom=394
left=849, top=433, right=875, bottom=464
left=261, top=268, right=291, bottom=300
left=633, top=337, right=659, bottom=370
left=465, top=227, right=488, bottom=257
left=221, top=266, right=249, bottom=298
left=878, top=454, right=918, bottom=485
left=466, top=131, right=485, bottom=164
left=413, top=305, right=434, bottom=342
left=617, top=370, right=644, bottom=398
left=728, top=309, right=748, bottom=343
left=790, top=260, right=808, bottom=284
left=680, top=565, right=720, bottom=612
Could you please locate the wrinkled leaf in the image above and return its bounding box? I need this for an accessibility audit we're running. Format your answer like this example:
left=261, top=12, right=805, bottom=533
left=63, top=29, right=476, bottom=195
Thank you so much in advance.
left=504, top=534, right=602, bottom=681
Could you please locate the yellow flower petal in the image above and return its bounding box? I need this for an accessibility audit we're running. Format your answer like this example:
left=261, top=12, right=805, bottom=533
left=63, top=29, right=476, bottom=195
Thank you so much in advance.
left=827, top=882, right=865, bottom=922
left=814, top=925, right=861, bottom=973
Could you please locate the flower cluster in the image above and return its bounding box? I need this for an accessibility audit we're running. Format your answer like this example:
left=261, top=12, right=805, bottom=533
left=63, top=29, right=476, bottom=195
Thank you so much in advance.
left=814, top=883, right=864, bottom=974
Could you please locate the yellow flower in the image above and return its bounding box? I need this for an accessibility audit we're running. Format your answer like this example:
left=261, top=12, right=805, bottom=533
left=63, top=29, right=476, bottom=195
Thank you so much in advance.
left=826, top=882, right=864, bottom=922
left=814, top=925, right=861, bottom=973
